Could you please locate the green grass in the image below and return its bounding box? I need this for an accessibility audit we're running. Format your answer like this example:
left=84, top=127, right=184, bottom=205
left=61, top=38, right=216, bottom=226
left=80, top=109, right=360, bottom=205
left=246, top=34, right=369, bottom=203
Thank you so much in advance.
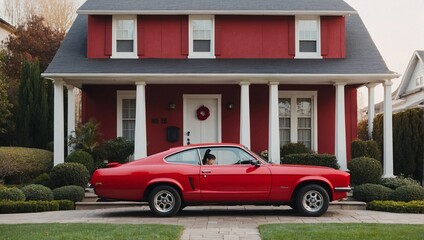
left=0, top=223, right=183, bottom=240
left=258, top=223, right=424, bottom=240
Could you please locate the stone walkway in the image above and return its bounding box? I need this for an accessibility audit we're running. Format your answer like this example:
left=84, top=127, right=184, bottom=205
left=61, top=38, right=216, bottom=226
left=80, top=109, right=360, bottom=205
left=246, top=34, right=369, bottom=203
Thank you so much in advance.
left=0, top=205, right=423, bottom=240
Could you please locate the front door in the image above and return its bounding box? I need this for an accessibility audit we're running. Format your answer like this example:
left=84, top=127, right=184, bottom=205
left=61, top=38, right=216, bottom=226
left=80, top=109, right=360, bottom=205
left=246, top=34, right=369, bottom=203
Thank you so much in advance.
left=183, top=95, right=221, bottom=145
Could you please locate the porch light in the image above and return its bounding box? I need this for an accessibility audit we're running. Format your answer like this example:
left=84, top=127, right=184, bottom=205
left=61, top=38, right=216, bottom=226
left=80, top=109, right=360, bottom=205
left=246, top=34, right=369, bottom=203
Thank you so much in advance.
left=227, top=102, right=234, bottom=110
left=169, top=102, right=176, bottom=110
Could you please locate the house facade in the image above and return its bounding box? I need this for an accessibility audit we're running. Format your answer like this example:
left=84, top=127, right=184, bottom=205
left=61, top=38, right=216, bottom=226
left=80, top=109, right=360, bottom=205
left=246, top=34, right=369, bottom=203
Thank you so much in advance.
left=0, top=18, right=15, bottom=48
left=43, top=0, right=398, bottom=175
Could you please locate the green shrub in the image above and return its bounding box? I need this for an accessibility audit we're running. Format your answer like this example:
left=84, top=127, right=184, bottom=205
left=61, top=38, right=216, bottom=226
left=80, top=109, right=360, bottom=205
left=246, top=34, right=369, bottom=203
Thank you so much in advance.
left=357, top=119, right=369, bottom=141
left=280, top=143, right=311, bottom=157
left=367, top=200, right=424, bottom=213
left=53, top=185, right=85, bottom=202
left=21, top=184, right=53, bottom=201
left=0, top=187, right=25, bottom=201
left=104, top=137, right=134, bottom=163
left=94, top=161, right=107, bottom=170
left=50, top=162, right=89, bottom=188
left=0, top=147, right=53, bottom=184
left=348, top=157, right=382, bottom=185
left=353, top=183, right=393, bottom=202
left=65, top=150, right=94, bottom=174
left=380, top=175, right=421, bottom=190
left=281, top=153, right=340, bottom=169
left=388, top=185, right=424, bottom=202
left=351, top=140, right=380, bottom=160
left=32, top=173, right=51, bottom=187
left=0, top=200, right=59, bottom=213
left=56, top=200, right=75, bottom=210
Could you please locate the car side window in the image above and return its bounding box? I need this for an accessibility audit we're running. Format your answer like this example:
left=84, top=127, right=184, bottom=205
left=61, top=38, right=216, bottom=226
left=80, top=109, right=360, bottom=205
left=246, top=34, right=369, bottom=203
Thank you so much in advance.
left=199, top=147, right=256, bottom=165
left=165, top=149, right=200, bottom=165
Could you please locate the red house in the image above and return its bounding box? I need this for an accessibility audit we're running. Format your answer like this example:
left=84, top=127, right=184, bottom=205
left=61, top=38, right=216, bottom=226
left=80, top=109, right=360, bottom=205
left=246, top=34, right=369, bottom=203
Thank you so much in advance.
left=43, top=0, right=397, bottom=175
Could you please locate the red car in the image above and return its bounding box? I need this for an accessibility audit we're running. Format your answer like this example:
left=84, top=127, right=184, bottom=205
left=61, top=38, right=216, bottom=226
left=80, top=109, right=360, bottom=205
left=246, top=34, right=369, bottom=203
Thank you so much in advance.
left=90, top=143, right=351, bottom=217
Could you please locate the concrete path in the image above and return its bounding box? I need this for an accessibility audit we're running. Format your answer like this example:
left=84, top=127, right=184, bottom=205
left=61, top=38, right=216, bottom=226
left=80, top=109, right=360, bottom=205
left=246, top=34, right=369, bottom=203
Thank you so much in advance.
left=0, top=206, right=423, bottom=240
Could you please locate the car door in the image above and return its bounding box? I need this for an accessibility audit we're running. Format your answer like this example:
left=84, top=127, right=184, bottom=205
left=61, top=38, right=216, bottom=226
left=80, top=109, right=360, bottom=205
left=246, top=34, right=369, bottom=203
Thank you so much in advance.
left=199, top=147, right=271, bottom=201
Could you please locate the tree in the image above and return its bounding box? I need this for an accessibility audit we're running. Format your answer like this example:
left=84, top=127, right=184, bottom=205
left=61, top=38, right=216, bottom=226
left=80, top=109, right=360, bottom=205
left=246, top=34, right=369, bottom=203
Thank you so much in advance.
left=0, top=67, right=12, bottom=135
left=16, top=60, right=49, bottom=149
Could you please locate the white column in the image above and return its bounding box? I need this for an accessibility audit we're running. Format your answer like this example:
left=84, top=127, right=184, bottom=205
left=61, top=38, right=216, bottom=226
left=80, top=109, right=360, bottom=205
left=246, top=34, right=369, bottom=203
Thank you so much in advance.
left=268, top=82, right=280, bottom=164
left=239, top=82, right=251, bottom=149
left=334, top=82, right=347, bottom=171
left=67, top=86, right=75, bottom=155
left=383, top=80, right=394, bottom=177
left=53, top=79, right=65, bottom=166
left=134, top=82, right=147, bottom=159
left=367, top=83, right=377, bottom=140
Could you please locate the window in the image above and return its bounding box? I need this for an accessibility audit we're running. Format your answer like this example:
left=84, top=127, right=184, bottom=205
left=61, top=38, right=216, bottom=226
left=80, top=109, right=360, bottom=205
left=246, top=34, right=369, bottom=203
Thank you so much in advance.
left=199, top=147, right=256, bottom=165
left=189, top=15, right=215, bottom=58
left=295, top=17, right=321, bottom=59
left=165, top=149, right=200, bottom=165
left=416, top=76, right=424, bottom=86
left=279, top=91, right=317, bottom=151
left=112, top=15, right=137, bottom=58
left=117, top=91, right=136, bottom=141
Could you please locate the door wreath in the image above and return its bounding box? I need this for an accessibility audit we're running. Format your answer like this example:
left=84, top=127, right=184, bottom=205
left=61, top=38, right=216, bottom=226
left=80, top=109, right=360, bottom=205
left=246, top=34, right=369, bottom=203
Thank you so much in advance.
left=196, top=105, right=210, bottom=121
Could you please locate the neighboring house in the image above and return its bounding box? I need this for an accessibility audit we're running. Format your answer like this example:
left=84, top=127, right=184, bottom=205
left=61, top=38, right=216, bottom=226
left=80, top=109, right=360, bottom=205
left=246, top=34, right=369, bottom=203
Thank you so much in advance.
left=0, top=18, right=15, bottom=48
left=42, top=0, right=398, bottom=175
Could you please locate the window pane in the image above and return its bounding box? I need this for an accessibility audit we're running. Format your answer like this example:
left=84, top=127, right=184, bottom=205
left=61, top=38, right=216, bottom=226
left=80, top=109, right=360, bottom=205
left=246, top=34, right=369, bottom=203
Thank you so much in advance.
left=193, top=40, right=211, bottom=52
left=299, top=40, right=316, bottom=52
left=117, top=19, right=134, bottom=40
left=122, top=98, right=136, bottom=141
left=166, top=149, right=200, bottom=165
left=279, top=98, right=291, bottom=117
left=123, top=120, right=135, bottom=141
left=117, top=40, right=134, bottom=52
left=297, top=98, right=311, bottom=117
left=299, top=20, right=317, bottom=40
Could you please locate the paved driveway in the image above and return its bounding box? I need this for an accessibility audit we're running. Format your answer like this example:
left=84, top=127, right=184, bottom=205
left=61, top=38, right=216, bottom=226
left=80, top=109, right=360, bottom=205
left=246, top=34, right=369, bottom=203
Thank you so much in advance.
left=0, top=206, right=423, bottom=240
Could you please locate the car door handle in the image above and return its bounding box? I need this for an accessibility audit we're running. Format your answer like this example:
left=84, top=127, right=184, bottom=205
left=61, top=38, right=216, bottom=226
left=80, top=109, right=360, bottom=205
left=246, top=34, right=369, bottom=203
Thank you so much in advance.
left=201, top=170, right=211, bottom=173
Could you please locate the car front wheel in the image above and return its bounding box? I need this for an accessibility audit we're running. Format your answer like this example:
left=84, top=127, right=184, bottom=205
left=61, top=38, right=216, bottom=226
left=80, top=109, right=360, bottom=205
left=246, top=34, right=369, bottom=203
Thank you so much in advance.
left=296, top=184, right=329, bottom=217
left=148, top=185, right=181, bottom=217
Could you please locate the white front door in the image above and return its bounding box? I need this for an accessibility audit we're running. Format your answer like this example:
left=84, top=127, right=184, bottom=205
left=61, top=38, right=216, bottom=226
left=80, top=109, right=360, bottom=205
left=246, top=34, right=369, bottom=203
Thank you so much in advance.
left=183, top=95, right=221, bottom=145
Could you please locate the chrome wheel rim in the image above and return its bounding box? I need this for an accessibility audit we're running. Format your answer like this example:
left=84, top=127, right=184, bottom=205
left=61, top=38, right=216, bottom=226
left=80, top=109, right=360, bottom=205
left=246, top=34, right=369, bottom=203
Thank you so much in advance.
left=302, top=190, right=324, bottom=212
left=153, top=190, right=175, bottom=213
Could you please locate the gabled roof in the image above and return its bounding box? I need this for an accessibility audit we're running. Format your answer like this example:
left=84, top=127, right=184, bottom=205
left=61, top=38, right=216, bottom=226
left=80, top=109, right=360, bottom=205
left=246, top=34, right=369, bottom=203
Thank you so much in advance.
left=0, top=17, right=15, bottom=34
left=395, top=50, right=424, bottom=99
left=77, top=0, right=356, bottom=16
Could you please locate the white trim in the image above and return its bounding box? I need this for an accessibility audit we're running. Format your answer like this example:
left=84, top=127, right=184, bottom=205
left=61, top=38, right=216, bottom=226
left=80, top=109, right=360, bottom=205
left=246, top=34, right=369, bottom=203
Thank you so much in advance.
left=295, top=16, right=322, bottom=59
left=111, top=15, right=138, bottom=59
left=116, top=90, right=136, bottom=138
left=183, top=94, right=222, bottom=144
left=278, top=91, right=318, bottom=152
left=188, top=15, right=215, bottom=59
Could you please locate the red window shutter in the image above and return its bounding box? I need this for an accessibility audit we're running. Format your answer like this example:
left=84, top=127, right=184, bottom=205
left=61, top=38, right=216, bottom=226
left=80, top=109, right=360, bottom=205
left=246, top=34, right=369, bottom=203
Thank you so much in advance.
left=104, top=16, right=112, bottom=56
left=288, top=16, right=295, bottom=56
left=215, top=16, right=221, bottom=56
left=321, top=17, right=329, bottom=56
left=137, top=16, right=145, bottom=56
left=181, top=16, right=188, bottom=56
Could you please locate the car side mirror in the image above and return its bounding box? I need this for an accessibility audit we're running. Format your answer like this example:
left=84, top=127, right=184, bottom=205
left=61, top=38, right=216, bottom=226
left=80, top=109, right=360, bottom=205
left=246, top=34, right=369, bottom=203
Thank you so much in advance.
left=250, top=160, right=260, bottom=167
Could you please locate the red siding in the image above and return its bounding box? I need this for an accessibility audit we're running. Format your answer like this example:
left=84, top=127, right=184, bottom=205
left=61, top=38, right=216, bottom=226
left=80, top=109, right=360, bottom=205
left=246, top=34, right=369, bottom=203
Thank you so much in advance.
left=321, top=16, right=346, bottom=59
left=87, top=15, right=112, bottom=59
left=216, top=16, right=293, bottom=59
left=138, top=16, right=187, bottom=59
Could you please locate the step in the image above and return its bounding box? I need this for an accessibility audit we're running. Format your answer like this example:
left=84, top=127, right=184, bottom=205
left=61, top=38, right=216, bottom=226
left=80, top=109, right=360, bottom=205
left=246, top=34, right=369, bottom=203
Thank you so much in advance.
left=76, top=201, right=146, bottom=210
left=329, top=200, right=366, bottom=210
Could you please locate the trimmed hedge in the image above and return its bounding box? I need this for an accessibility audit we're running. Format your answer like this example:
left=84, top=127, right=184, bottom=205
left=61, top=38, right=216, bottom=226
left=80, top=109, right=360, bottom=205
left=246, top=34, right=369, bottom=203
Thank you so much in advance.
left=0, top=187, right=25, bottom=201
left=57, top=200, right=75, bottom=210
left=53, top=185, right=85, bottom=202
left=388, top=185, right=424, bottom=202
left=104, top=137, right=134, bottom=163
left=0, top=147, right=53, bottom=184
left=351, top=140, right=380, bottom=160
left=380, top=175, right=421, bottom=190
left=353, top=183, right=393, bottom=202
left=281, top=153, right=340, bottom=169
left=65, top=150, right=95, bottom=174
left=32, top=173, right=51, bottom=187
left=348, top=157, right=382, bottom=185
left=0, top=200, right=73, bottom=213
left=21, top=184, right=53, bottom=201
left=367, top=200, right=424, bottom=213
left=50, top=162, right=90, bottom=188
left=280, top=143, right=311, bottom=157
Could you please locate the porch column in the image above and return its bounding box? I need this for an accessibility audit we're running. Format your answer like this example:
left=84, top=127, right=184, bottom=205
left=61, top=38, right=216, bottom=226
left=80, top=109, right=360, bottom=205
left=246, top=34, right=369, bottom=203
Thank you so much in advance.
left=383, top=80, right=394, bottom=177
left=268, top=82, right=280, bottom=164
left=134, top=82, right=147, bottom=159
left=366, top=83, right=377, bottom=140
left=53, top=79, right=65, bottom=166
left=67, top=86, right=75, bottom=155
left=334, top=82, right=347, bottom=171
left=239, top=82, right=251, bottom=149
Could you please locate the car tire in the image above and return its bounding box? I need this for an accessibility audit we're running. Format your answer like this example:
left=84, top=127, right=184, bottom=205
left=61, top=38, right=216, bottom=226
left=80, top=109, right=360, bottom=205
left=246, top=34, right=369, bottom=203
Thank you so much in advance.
left=148, top=185, right=181, bottom=217
left=296, top=184, right=329, bottom=217
left=288, top=202, right=298, bottom=210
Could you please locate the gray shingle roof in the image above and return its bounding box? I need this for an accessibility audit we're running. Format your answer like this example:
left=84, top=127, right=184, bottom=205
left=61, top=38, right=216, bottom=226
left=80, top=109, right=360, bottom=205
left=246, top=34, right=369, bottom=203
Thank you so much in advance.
left=44, top=13, right=392, bottom=76
left=78, top=0, right=356, bottom=13
left=417, top=50, right=424, bottom=62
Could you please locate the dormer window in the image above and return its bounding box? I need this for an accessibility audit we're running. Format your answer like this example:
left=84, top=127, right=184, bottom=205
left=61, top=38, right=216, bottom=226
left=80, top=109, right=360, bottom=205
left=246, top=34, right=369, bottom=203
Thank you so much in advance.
left=112, top=15, right=137, bottom=59
left=295, top=16, right=322, bottom=59
left=189, top=15, right=215, bottom=58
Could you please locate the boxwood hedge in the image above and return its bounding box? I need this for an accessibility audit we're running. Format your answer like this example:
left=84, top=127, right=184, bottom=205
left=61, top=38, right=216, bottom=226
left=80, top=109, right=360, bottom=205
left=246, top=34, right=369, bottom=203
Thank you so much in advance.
left=21, top=184, right=53, bottom=201
left=0, top=200, right=74, bottom=213
left=0, top=187, right=25, bottom=201
left=367, top=200, right=424, bottom=213
left=281, top=153, right=340, bottom=169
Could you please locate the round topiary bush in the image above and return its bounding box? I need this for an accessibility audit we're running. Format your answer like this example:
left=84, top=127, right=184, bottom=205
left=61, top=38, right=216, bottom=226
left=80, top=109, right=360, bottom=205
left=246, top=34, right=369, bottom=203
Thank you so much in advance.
left=389, top=185, right=424, bottom=202
left=348, top=157, right=382, bottom=185
left=32, top=173, right=51, bottom=187
left=21, top=184, right=53, bottom=201
left=380, top=176, right=421, bottom=190
left=50, top=162, right=90, bottom=188
left=65, top=150, right=94, bottom=174
left=53, top=185, right=85, bottom=202
left=0, top=187, right=26, bottom=201
left=353, top=183, right=393, bottom=202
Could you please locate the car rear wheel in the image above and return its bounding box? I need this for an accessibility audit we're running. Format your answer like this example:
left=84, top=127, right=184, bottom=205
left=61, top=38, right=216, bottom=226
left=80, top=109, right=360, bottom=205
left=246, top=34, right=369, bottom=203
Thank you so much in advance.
left=148, top=185, right=181, bottom=217
left=296, top=184, right=329, bottom=217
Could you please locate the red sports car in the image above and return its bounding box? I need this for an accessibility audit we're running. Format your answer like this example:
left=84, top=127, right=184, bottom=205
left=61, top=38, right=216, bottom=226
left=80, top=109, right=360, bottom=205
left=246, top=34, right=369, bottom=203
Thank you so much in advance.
left=90, top=143, right=351, bottom=217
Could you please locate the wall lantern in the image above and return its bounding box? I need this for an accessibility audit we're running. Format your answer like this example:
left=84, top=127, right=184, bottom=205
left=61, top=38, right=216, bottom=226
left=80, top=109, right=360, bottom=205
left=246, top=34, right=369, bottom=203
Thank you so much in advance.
left=169, top=102, right=176, bottom=110
left=227, top=102, right=234, bottom=110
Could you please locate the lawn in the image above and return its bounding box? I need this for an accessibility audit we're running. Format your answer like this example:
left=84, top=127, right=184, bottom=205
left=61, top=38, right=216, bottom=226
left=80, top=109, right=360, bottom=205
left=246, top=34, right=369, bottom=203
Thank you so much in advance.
left=259, top=223, right=424, bottom=240
left=0, top=223, right=183, bottom=240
